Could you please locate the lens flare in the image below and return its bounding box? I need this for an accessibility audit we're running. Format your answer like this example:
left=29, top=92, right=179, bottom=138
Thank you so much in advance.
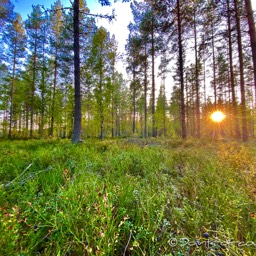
left=211, top=111, right=225, bottom=123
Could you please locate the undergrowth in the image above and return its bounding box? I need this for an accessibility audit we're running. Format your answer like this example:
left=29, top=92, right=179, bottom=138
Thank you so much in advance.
left=0, top=139, right=255, bottom=255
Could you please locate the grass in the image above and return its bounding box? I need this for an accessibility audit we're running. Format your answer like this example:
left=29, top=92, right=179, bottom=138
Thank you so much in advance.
left=0, top=138, right=255, bottom=255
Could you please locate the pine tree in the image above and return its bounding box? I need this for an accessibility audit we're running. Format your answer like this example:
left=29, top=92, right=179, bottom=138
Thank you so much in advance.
left=88, top=27, right=112, bottom=139
left=3, top=13, right=26, bottom=137
left=72, top=0, right=82, bottom=142
left=234, top=0, right=248, bottom=141
left=26, top=5, right=47, bottom=138
left=49, top=0, right=64, bottom=137
left=126, top=30, right=142, bottom=135
left=155, top=0, right=189, bottom=139
left=227, top=0, right=241, bottom=138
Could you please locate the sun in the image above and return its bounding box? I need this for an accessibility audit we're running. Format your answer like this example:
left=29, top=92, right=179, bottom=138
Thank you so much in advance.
left=211, top=111, right=226, bottom=123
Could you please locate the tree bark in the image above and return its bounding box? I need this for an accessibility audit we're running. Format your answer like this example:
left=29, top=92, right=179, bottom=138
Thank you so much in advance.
left=193, top=6, right=200, bottom=138
left=144, top=45, right=148, bottom=138
left=234, top=0, right=248, bottom=141
left=132, top=71, right=136, bottom=134
left=72, top=0, right=82, bottom=143
left=245, top=0, right=256, bottom=101
left=50, top=43, right=58, bottom=137
left=227, top=0, right=241, bottom=138
left=8, top=34, right=17, bottom=138
left=30, top=30, right=37, bottom=138
left=177, top=0, right=186, bottom=140
left=151, top=11, right=156, bottom=137
left=212, top=23, right=217, bottom=109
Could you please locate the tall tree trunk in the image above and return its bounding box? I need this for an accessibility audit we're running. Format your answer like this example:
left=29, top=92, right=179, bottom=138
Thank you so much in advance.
left=111, top=58, right=115, bottom=138
left=9, top=37, right=17, bottom=138
left=18, top=111, right=22, bottom=134
left=212, top=23, right=217, bottom=109
left=245, top=0, right=256, bottom=98
left=30, top=31, right=37, bottom=138
left=40, top=73, right=45, bottom=138
left=112, top=96, right=115, bottom=138
left=151, top=13, right=156, bottom=137
left=234, top=0, right=248, bottom=141
left=25, top=104, right=29, bottom=137
left=177, top=0, right=186, bottom=140
left=99, top=57, right=104, bottom=140
left=40, top=28, right=47, bottom=139
left=115, top=103, right=119, bottom=137
left=72, top=0, right=82, bottom=143
left=193, top=7, right=200, bottom=138
left=227, top=0, right=241, bottom=138
left=132, top=71, right=136, bottom=134
left=203, top=58, right=206, bottom=104
left=163, top=82, right=166, bottom=137
left=185, top=73, right=189, bottom=133
left=50, top=44, right=58, bottom=137
left=144, top=45, right=148, bottom=138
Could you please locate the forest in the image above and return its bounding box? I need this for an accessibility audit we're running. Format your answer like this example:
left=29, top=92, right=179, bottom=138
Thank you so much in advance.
left=0, top=0, right=255, bottom=142
left=0, top=0, right=256, bottom=255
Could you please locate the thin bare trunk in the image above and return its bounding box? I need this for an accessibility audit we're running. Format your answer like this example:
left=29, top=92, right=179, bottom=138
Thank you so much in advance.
left=227, top=0, right=241, bottom=138
left=245, top=0, right=256, bottom=98
left=234, top=0, right=248, bottom=141
left=144, top=45, right=148, bottom=138
left=177, top=0, right=186, bottom=140
left=30, top=31, right=37, bottom=138
left=50, top=44, right=58, bottom=137
left=9, top=36, right=17, bottom=138
left=212, top=24, right=217, bottom=109
left=194, top=8, right=200, bottom=138
left=132, top=71, right=136, bottom=134
left=151, top=13, right=156, bottom=137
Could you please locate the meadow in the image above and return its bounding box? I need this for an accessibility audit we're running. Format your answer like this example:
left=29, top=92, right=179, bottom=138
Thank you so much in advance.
left=0, top=138, right=255, bottom=255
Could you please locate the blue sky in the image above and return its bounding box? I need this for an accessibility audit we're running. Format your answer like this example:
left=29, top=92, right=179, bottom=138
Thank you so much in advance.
left=14, top=0, right=256, bottom=21
left=14, top=0, right=102, bottom=20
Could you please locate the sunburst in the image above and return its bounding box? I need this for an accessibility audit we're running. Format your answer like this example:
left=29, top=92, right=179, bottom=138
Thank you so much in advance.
left=211, top=111, right=226, bottom=123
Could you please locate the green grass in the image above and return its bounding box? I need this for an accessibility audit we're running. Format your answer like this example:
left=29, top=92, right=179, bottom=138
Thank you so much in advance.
left=0, top=138, right=255, bottom=255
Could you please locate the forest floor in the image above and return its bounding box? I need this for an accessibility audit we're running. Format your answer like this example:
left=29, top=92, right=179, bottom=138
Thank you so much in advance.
left=0, top=138, right=256, bottom=255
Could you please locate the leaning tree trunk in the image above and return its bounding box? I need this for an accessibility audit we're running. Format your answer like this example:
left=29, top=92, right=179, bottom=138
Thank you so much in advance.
left=72, top=0, right=82, bottom=143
